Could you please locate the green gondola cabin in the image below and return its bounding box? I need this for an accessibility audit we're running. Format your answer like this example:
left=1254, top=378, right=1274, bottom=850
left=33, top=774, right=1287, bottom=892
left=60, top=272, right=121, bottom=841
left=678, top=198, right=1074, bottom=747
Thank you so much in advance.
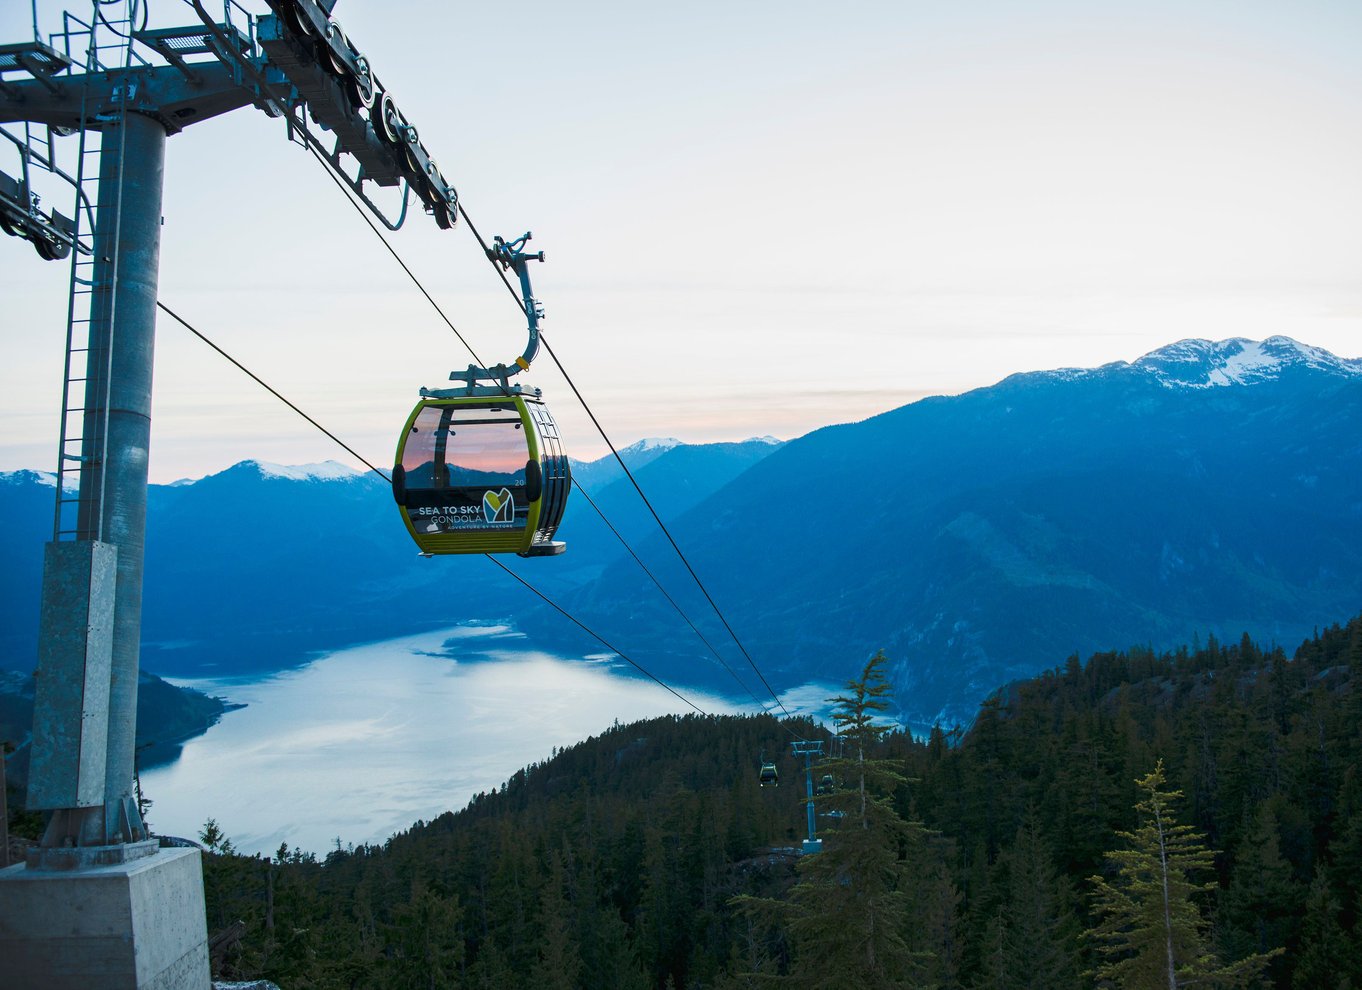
left=392, top=391, right=569, bottom=557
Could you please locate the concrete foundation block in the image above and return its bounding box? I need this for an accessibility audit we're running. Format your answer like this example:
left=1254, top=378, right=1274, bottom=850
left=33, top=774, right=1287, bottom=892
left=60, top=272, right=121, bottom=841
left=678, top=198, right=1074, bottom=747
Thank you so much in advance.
left=0, top=846, right=210, bottom=989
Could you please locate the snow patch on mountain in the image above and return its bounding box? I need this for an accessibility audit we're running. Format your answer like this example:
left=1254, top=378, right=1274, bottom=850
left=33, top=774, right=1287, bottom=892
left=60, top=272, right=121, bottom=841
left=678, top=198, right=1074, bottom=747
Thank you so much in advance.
left=1, top=469, right=73, bottom=491
left=1133, top=336, right=1362, bottom=388
left=1021, top=337, right=1361, bottom=391
left=627, top=437, right=681, bottom=453
left=249, top=460, right=363, bottom=482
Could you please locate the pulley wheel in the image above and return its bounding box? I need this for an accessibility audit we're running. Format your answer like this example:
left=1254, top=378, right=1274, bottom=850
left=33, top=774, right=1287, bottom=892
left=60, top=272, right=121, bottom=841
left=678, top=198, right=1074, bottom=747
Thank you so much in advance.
left=284, top=2, right=314, bottom=38
left=348, top=58, right=375, bottom=109
left=376, top=92, right=401, bottom=144
left=322, top=22, right=347, bottom=76
left=34, top=235, right=69, bottom=261
left=403, top=141, right=422, bottom=177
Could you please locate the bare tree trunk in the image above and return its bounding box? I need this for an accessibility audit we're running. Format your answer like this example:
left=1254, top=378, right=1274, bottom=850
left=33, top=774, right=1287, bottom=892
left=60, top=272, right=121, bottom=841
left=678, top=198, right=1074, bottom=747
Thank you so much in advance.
left=1155, top=804, right=1177, bottom=990
left=266, top=859, right=275, bottom=934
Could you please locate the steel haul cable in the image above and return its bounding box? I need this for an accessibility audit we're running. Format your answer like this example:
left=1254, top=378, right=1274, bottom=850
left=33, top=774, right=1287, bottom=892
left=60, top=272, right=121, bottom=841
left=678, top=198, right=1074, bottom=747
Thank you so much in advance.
left=158, top=299, right=713, bottom=719
left=456, top=202, right=792, bottom=720
left=483, top=555, right=710, bottom=717
left=305, top=151, right=794, bottom=722
left=570, top=478, right=777, bottom=716
left=156, top=300, right=387, bottom=478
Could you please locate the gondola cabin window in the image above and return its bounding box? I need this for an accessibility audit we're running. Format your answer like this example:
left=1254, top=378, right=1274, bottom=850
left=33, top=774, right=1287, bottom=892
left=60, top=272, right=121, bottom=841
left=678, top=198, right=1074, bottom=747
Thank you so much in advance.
left=401, top=403, right=530, bottom=534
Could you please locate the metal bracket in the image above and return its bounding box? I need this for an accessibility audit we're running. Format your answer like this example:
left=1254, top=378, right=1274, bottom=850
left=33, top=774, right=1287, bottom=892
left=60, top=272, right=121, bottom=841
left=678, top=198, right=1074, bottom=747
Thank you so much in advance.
left=0, top=142, right=87, bottom=261
left=421, top=382, right=541, bottom=400
left=132, top=24, right=252, bottom=85
left=0, top=40, right=73, bottom=98
left=185, top=1, right=411, bottom=230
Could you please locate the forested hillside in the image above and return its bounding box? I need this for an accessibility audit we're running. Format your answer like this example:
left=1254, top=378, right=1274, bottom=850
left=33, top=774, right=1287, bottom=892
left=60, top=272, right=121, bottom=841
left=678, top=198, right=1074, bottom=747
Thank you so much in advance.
left=150, top=613, right=1360, bottom=988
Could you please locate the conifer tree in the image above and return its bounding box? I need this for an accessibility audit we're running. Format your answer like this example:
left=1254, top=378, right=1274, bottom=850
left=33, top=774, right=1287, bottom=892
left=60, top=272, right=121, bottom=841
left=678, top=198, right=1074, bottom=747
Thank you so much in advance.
left=999, top=813, right=1078, bottom=989
left=1086, top=760, right=1273, bottom=989
left=913, top=857, right=963, bottom=987
left=747, top=651, right=929, bottom=989
left=1328, top=767, right=1362, bottom=933
left=385, top=878, right=464, bottom=989
left=1291, top=867, right=1358, bottom=990
left=1220, top=801, right=1298, bottom=972
left=972, top=912, right=1009, bottom=990
left=199, top=817, right=235, bottom=854
left=531, top=850, right=582, bottom=990
left=467, top=936, right=513, bottom=990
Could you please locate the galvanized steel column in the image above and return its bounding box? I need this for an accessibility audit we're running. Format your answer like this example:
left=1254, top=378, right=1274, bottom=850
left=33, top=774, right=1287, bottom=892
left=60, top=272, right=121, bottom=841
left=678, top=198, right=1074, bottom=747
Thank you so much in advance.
left=80, top=110, right=166, bottom=843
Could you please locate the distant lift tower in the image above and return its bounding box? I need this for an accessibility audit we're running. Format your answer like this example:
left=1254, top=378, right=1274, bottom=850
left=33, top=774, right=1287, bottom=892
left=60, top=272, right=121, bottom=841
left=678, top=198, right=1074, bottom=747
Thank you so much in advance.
left=0, top=2, right=482, bottom=986
left=791, top=739, right=824, bottom=854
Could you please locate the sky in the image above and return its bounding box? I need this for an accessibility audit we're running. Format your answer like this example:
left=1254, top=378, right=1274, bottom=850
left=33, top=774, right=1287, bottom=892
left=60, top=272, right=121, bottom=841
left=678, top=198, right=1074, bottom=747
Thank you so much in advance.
left=2, top=0, right=1360, bottom=482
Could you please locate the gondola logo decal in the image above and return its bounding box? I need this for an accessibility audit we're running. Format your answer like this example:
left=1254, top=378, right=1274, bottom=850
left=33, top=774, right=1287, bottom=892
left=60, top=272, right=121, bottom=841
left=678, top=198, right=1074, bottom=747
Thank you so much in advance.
left=482, top=488, right=514, bottom=523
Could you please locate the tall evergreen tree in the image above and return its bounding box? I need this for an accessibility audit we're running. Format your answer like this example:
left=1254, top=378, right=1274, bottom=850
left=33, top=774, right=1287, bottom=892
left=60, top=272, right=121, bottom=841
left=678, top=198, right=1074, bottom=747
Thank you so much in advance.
left=972, top=912, right=1009, bottom=990
left=1219, top=800, right=1299, bottom=975
left=1291, top=867, right=1356, bottom=990
left=999, top=813, right=1078, bottom=989
left=530, top=850, right=581, bottom=990
left=466, top=936, right=513, bottom=990
left=385, top=878, right=464, bottom=990
left=747, top=651, right=930, bottom=989
left=1328, top=767, right=1362, bottom=933
left=912, top=856, right=963, bottom=988
left=1086, top=761, right=1273, bottom=989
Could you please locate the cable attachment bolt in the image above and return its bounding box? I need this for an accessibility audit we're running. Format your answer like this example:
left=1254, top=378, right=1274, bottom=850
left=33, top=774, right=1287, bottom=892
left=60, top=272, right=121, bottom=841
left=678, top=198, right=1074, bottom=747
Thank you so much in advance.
left=488, top=231, right=545, bottom=267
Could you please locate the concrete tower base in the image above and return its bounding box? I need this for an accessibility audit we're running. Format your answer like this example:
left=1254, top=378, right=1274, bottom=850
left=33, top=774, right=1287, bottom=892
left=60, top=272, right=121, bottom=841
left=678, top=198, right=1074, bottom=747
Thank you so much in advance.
left=0, top=847, right=211, bottom=989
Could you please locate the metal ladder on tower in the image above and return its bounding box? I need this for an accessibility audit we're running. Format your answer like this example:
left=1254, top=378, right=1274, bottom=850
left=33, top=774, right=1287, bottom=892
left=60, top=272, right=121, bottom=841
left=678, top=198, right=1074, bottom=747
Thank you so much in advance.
left=50, top=6, right=136, bottom=543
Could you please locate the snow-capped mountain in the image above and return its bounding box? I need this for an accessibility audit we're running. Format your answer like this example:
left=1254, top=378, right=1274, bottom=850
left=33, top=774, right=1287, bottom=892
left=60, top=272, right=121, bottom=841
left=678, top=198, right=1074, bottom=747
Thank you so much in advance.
left=1033, top=335, right=1362, bottom=391
left=571, top=436, right=727, bottom=491
left=2, top=337, right=1357, bottom=729
left=626, top=437, right=682, bottom=454
left=1132, top=336, right=1362, bottom=388
left=1, top=469, right=74, bottom=491
left=249, top=460, right=365, bottom=482
left=543, top=336, right=1362, bottom=726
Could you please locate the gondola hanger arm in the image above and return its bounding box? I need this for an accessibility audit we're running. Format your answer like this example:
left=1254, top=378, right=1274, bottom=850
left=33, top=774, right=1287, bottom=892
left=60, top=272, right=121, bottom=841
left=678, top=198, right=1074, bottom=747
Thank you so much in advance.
left=447, top=231, right=545, bottom=390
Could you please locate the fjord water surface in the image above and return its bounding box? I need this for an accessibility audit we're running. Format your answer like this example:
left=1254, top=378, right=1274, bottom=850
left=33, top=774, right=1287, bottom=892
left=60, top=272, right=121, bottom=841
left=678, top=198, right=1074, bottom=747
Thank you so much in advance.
left=139, top=626, right=743, bottom=856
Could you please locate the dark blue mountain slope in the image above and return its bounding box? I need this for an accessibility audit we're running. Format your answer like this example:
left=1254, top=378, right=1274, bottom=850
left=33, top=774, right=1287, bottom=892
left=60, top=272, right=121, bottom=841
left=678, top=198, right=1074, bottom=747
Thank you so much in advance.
left=534, top=338, right=1362, bottom=724
left=0, top=438, right=782, bottom=677
left=3, top=336, right=1356, bottom=731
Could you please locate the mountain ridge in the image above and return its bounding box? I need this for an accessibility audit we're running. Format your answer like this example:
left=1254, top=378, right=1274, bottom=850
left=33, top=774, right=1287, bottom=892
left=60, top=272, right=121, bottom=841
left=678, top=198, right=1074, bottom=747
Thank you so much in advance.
left=1016, top=334, right=1362, bottom=391
left=1, top=336, right=1357, bottom=729
left=0, top=436, right=786, bottom=677
left=536, top=336, right=1362, bottom=725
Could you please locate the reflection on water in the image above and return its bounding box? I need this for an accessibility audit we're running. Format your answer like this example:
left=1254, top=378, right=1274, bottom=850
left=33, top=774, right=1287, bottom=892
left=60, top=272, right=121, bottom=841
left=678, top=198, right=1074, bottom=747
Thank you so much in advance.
left=140, top=626, right=746, bottom=857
